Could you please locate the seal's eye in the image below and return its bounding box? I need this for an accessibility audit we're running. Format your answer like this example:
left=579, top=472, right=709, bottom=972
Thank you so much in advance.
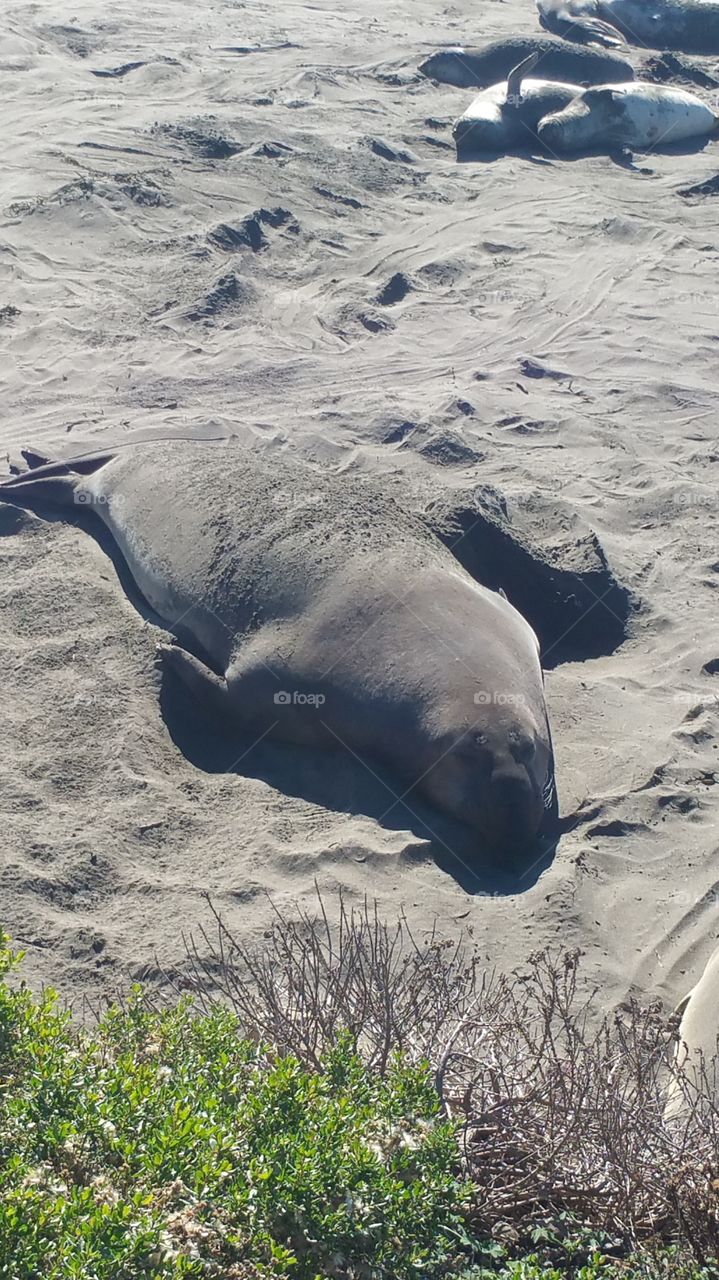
left=455, top=731, right=492, bottom=769
left=509, top=730, right=535, bottom=763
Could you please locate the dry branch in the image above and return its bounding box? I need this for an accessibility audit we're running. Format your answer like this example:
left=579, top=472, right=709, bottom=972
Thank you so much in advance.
left=176, top=889, right=719, bottom=1260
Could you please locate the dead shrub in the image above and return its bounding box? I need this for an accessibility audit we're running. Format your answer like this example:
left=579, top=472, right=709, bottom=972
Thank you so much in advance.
left=173, top=891, right=719, bottom=1264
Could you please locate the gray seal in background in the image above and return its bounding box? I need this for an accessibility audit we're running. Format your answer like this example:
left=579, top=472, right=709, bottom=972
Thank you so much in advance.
left=420, top=36, right=635, bottom=87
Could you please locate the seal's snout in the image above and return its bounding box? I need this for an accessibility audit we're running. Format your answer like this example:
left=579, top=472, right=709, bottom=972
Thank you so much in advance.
left=488, top=766, right=544, bottom=848
left=453, top=120, right=476, bottom=155
left=537, top=114, right=567, bottom=150
left=453, top=116, right=500, bottom=156
left=420, top=721, right=554, bottom=867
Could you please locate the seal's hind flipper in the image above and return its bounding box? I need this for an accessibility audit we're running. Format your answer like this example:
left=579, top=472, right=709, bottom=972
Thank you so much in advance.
left=11, top=450, right=115, bottom=481
left=21, top=447, right=54, bottom=469
left=0, top=473, right=79, bottom=507
left=505, top=50, right=540, bottom=104
left=0, top=449, right=117, bottom=506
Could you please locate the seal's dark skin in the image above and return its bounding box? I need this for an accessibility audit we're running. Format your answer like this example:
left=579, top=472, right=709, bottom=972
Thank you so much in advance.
left=420, top=36, right=634, bottom=87
left=0, top=442, right=558, bottom=861
left=537, top=0, right=719, bottom=55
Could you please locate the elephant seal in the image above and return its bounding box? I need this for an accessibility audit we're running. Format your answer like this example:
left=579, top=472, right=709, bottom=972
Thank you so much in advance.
left=665, top=944, right=719, bottom=1120
left=536, top=0, right=719, bottom=55
left=538, top=80, right=719, bottom=150
left=420, top=36, right=634, bottom=88
left=453, top=53, right=583, bottom=154
left=0, top=442, right=558, bottom=864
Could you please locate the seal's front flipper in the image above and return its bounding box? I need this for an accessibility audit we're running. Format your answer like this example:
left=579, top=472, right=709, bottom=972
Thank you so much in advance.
left=581, top=87, right=620, bottom=105
left=157, top=642, right=232, bottom=720
left=609, top=146, right=644, bottom=171
left=570, top=16, right=625, bottom=45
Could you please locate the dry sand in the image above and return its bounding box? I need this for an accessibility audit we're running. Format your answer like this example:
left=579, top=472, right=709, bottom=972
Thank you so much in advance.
left=1, top=0, right=719, bottom=1015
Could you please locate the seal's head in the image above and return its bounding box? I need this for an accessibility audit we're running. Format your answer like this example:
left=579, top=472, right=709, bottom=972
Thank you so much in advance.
left=453, top=104, right=507, bottom=155
left=420, top=710, right=556, bottom=865
left=538, top=86, right=623, bottom=152
left=419, top=48, right=474, bottom=88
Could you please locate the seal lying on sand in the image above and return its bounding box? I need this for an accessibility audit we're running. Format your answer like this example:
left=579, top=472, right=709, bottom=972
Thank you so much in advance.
left=420, top=36, right=634, bottom=88
left=665, top=945, right=719, bottom=1120
left=0, top=442, right=558, bottom=864
left=538, top=80, right=719, bottom=151
left=536, top=0, right=719, bottom=55
left=453, top=52, right=583, bottom=154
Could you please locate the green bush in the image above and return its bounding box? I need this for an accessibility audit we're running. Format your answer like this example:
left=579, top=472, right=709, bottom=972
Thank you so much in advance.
left=0, top=934, right=470, bottom=1279
left=1, top=930, right=717, bottom=1280
left=457, top=1232, right=719, bottom=1278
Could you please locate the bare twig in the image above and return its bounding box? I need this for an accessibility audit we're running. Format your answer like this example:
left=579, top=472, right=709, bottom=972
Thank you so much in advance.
left=174, top=891, right=719, bottom=1260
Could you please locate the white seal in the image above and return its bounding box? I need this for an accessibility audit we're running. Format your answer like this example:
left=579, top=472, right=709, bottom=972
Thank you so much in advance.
left=538, top=81, right=719, bottom=151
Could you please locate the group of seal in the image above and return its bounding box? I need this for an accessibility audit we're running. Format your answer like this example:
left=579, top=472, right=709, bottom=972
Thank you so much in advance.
left=419, top=17, right=719, bottom=1113
left=451, top=49, right=718, bottom=155
left=421, top=27, right=719, bottom=155
left=0, top=441, right=558, bottom=867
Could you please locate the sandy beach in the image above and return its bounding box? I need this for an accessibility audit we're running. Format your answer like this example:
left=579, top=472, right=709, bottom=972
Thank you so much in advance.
left=1, top=0, right=719, bottom=1017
